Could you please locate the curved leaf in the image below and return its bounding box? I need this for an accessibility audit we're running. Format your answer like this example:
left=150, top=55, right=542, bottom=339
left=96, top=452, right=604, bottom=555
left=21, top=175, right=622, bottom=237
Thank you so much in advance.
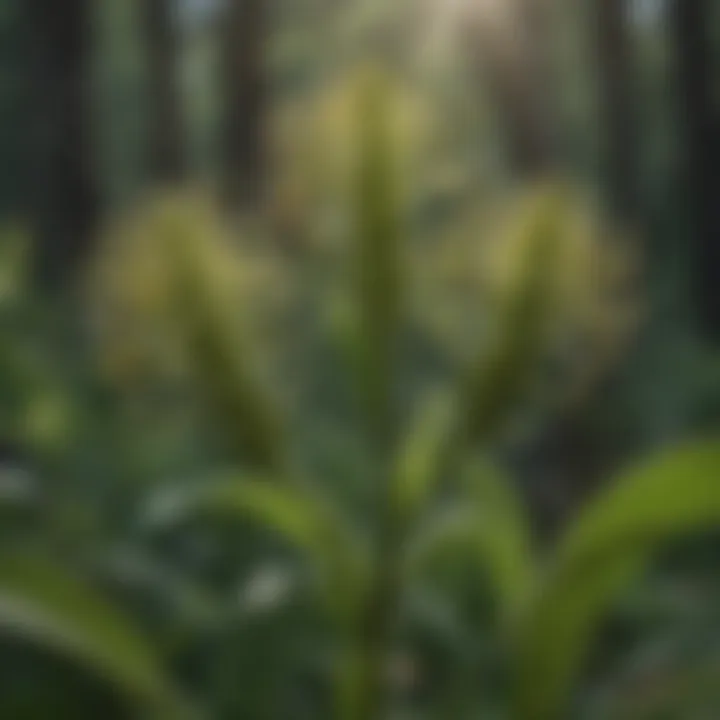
left=391, top=389, right=456, bottom=525
left=93, top=195, right=285, bottom=471
left=0, top=554, right=187, bottom=718
left=514, top=438, right=720, bottom=720
left=457, top=187, right=565, bottom=445
left=146, top=478, right=368, bottom=624
left=168, top=198, right=285, bottom=472
left=405, top=459, right=534, bottom=622
left=463, top=459, right=535, bottom=615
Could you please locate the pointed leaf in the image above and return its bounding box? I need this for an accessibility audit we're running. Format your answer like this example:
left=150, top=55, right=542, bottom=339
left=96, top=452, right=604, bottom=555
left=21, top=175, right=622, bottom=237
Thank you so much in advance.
left=147, top=478, right=368, bottom=624
left=457, top=187, right=565, bottom=445
left=514, top=438, right=720, bottom=720
left=166, top=197, right=284, bottom=471
left=463, top=458, right=535, bottom=614
left=391, top=389, right=456, bottom=525
left=405, top=459, right=534, bottom=622
left=0, top=554, right=187, bottom=718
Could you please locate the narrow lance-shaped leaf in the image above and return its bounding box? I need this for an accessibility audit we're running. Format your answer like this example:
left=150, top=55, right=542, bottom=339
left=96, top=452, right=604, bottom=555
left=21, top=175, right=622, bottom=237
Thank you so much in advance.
left=404, top=458, right=534, bottom=623
left=391, top=389, right=456, bottom=526
left=167, top=201, right=284, bottom=471
left=514, top=438, right=720, bottom=720
left=0, top=554, right=188, bottom=718
left=462, top=458, right=535, bottom=616
left=352, top=68, right=402, bottom=444
left=146, top=477, right=368, bottom=625
left=458, top=186, right=565, bottom=445
left=394, top=188, right=566, bottom=528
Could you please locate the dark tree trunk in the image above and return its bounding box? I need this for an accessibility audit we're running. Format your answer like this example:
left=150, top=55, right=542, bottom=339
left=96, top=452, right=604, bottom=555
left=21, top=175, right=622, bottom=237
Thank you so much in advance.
left=27, top=0, right=99, bottom=290
left=671, top=0, right=720, bottom=340
left=220, top=0, right=266, bottom=211
left=594, top=0, right=639, bottom=224
left=143, top=0, right=186, bottom=183
left=0, top=3, right=30, bottom=220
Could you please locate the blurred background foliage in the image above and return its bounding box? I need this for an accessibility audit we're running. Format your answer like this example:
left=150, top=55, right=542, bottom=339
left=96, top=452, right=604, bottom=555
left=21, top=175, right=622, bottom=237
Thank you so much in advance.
left=0, top=0, right=720, bottom=718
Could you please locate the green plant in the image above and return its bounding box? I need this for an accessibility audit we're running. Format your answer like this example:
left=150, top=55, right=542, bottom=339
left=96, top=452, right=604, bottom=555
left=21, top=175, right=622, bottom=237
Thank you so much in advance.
left=1, top=74, right=718, bottom=720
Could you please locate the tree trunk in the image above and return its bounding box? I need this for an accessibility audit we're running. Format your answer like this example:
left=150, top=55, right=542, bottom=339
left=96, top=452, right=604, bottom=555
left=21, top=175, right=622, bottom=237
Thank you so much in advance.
left=143, top=0, right=186, bottom=183
left=220, top=0, right=266, bottom=211
left=594, top=0, right=639, bottom=224
left=671, top=0, right=720, bottom=340
left=27, top=0, right=99, bottom=290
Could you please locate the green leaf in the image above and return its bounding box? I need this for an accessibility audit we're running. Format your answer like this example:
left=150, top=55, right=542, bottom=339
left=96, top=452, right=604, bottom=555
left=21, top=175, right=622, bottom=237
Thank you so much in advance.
left=165, top=197, right=284, bottom=472
left=514, top=438, right=720, bottom=720
left=463, top=459, right=535, bottom=615
left=352, top=67, right=402, bottom=443
left=391, top=389, right=456, bottom=525
left=147, top=478, right=368, bottom=625
left=405, top=458, right=534, bottom=623
left=0, top=554, right=187, bottom=718
left=457, top=187, right=565, bottom=445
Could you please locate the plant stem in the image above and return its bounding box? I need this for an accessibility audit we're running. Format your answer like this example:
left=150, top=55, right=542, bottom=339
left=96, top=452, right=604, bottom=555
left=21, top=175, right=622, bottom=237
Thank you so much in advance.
left=342, top=474, right=403, bottom=720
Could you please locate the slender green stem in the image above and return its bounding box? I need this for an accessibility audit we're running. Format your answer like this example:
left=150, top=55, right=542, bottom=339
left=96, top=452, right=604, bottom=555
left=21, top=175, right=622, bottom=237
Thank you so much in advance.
left=341, top=473, right=403, bottom=720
